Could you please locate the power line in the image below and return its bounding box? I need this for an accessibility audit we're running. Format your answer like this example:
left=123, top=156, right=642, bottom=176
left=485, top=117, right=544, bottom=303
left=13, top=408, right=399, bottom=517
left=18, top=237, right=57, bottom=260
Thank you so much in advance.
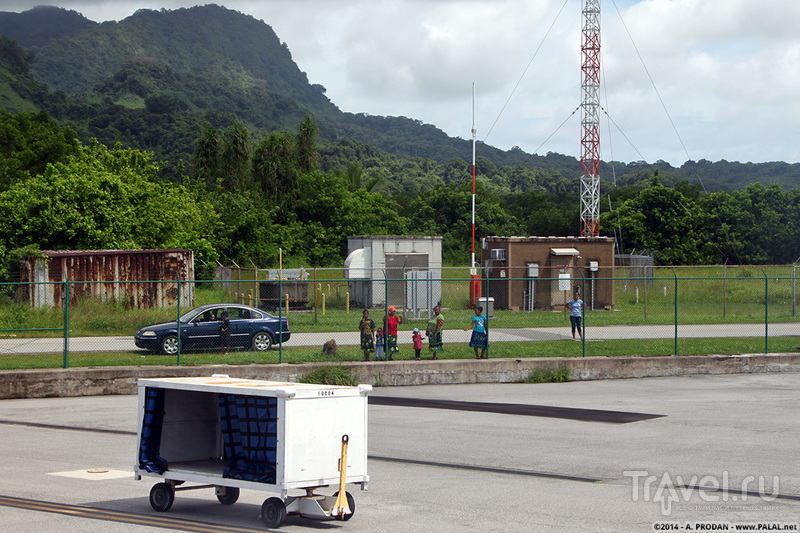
left=482, top=0, right=570, bottom=144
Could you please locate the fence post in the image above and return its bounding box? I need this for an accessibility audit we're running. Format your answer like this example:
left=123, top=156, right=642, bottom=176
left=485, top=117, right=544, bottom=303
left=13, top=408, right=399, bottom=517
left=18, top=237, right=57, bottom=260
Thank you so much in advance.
left=793, top=262, right=796, bottom=317
left=484, top=269, right=490, bottom=359
left=278, top=275, right=283, bottom=364
left=672, top=268, right=678, bottom=356
left=313, top=267, right=318, bottom=325
left=176, top=272, right=182, bottom=365
left=576, top=268, right=586, bottom=357
left=723, top=263, right=727, bottom=318
left=762, top=269, right=769, bottom=354
left=384, top=270, right=389, bottom=358
left=63, top=281, right=70, bottom=369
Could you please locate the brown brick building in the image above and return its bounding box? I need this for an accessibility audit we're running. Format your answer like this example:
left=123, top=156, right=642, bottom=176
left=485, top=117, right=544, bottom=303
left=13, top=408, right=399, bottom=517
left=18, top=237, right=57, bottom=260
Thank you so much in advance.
left=480, top=236, right=615, bottom=311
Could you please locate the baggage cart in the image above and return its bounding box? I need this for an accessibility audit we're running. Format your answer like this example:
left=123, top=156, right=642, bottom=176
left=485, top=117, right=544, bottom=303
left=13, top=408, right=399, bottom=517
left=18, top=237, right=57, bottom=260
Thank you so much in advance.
left=134, top=375, right=370, bottom=528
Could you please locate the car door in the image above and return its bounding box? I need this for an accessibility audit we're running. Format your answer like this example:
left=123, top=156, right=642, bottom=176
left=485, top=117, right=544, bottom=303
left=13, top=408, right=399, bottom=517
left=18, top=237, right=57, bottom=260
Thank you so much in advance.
left=227, top=306, right=256, bottom=348
left=184, top=308, right=223, bottom=350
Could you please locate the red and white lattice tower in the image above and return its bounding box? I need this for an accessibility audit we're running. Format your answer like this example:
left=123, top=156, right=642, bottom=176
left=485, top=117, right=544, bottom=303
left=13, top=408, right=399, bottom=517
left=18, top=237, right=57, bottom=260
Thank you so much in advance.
left=580, top=0, right=601, bottom=237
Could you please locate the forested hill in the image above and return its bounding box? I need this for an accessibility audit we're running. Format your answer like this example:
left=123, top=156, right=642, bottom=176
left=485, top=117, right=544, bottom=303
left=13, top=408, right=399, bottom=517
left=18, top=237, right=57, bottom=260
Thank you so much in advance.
left=0, top=5, right=95, bottom=48
left=28, top=4, right=335, bottom=117
left=0, top=4, right=798, bottom=191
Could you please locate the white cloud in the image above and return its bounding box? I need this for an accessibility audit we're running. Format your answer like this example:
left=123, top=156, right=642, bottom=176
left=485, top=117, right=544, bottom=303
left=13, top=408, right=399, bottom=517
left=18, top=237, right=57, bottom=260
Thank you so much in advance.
left=2, top=0, right=799, bottom=165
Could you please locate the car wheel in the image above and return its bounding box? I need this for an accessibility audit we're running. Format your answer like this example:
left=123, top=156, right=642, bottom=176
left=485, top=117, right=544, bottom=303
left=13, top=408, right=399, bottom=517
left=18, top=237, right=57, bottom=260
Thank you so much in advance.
left=252, top=332, right=273, bottom=352
left=160, top=334, right=179, bottom=355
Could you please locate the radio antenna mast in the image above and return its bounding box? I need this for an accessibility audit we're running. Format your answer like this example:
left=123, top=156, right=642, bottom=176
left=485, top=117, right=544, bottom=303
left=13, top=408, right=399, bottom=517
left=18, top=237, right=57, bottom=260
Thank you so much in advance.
left=580, top=0, right=601, bottom=236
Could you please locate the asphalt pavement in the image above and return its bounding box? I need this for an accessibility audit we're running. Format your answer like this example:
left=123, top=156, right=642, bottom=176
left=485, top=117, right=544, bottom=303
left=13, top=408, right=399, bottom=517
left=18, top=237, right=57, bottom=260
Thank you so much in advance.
left=0, top=373, right=798, bottom=532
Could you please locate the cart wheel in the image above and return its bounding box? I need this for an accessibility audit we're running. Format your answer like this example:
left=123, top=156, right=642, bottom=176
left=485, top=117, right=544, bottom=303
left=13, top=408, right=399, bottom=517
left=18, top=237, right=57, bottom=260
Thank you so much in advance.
left=332, top=491, right=355, bottom=521
left=149, top=482, right=175, bottom=512
left=261, top=497, right=286, bottom=528
left=216, top=486, right=240, bottom=505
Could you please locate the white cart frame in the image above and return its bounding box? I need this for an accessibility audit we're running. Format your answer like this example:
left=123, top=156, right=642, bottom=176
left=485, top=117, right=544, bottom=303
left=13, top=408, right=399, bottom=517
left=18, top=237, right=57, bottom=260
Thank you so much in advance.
left=134, top=375, right=370, bottom=528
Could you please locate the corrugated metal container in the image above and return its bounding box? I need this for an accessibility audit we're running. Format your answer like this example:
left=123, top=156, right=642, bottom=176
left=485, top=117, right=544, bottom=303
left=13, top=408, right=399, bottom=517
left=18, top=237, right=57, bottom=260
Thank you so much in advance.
left=20, top=249, right=194, bottom=309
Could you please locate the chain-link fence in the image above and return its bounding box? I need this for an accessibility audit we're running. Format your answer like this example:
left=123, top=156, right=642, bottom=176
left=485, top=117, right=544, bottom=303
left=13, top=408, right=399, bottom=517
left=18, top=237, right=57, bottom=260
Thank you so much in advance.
left=1, top=265, right=799, bottom=370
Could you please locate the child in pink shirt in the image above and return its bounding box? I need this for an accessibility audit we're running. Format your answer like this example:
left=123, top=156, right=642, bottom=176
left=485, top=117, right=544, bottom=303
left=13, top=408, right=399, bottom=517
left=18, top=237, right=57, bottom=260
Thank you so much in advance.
left=412, top=328, right=425, bottom=360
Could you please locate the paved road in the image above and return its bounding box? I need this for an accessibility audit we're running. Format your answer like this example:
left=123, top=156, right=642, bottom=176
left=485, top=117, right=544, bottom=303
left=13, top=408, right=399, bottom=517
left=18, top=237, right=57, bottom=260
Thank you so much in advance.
left=0, top=322, right=796, bottom=353
left=0, top=373, right=798, bottom=532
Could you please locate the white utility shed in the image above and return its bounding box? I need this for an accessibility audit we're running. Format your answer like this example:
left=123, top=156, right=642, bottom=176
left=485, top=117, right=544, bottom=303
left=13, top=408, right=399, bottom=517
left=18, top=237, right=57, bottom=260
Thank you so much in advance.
left=344, top=235, right=442, bottom=309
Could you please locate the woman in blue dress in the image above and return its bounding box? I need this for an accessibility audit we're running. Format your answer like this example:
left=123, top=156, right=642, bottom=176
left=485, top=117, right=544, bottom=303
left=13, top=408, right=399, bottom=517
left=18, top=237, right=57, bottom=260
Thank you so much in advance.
left=464, top=306, right=487, bottom=359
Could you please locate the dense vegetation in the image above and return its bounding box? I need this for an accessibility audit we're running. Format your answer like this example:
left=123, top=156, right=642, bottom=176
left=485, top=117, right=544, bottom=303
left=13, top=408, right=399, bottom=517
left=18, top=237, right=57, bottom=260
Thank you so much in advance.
left=0, top=5, right=799, bottom=279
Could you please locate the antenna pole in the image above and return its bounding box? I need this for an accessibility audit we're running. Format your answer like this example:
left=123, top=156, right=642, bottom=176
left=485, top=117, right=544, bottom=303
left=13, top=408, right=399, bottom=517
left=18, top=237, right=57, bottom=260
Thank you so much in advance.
left=471, top=82, right=477, bottom=270
left=580, top=0, right=601, bottom=237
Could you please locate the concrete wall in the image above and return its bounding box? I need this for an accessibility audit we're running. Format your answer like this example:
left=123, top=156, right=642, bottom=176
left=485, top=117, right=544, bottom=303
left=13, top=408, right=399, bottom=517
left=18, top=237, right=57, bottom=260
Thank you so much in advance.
left=1, top=354, right=799, bottom=399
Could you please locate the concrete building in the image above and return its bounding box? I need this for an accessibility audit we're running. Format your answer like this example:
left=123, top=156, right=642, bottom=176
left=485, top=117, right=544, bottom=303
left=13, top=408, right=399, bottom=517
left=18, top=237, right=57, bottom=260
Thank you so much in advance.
left=344, top=236, right=442, bottom=310
left=481, top=236, right=615, bottom=311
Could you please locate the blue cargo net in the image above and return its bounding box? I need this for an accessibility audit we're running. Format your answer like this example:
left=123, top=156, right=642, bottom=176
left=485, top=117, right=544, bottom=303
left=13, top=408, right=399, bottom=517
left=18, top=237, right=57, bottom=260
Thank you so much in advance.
left=218, top=394, right=277, bottom=484
left=138, top=388, right=168, bottom=474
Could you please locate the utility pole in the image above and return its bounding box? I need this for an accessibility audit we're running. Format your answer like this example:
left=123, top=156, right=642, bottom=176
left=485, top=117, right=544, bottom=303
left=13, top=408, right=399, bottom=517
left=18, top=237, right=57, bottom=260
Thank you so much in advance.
left=580, top=0, right=601, bottom=237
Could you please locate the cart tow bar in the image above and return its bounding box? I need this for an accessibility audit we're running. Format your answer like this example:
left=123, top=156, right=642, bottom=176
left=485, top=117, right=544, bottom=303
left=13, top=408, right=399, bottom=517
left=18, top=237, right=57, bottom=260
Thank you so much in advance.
left=331, top=434, right=351, bottom=519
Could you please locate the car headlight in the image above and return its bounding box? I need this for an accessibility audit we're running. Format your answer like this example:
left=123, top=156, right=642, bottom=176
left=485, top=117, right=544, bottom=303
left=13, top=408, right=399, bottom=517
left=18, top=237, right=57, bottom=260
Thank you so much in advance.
left=140, top=330, right=157, bottom=338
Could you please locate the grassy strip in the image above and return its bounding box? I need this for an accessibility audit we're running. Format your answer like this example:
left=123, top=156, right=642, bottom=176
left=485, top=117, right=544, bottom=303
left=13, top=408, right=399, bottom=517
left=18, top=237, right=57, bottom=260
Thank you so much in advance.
left=1, top=337, right=797, bottom=371
left=3, top=281, right=800, bottom=337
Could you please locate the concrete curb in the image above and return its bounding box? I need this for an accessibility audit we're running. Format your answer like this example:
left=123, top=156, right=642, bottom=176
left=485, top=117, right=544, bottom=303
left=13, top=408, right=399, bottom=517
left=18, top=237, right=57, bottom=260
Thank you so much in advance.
left=2, top=353, right=800, bottom=399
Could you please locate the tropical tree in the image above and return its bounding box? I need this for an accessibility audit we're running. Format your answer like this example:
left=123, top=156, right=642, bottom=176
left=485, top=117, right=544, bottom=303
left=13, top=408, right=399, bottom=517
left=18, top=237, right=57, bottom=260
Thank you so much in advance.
left=0, top=141, right=217, bottom=278
left=600, top=174, right=716, bottom=264
left=0, top=109, right=79, bottom=191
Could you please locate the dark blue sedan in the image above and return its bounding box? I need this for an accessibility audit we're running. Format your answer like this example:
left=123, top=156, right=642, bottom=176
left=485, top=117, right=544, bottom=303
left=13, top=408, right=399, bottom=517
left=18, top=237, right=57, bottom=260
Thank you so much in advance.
left=135, top=303, right=290, bottom=355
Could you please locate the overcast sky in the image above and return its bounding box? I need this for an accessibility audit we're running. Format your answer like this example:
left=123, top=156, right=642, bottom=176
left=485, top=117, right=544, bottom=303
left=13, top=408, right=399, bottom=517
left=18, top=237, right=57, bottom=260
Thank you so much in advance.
left=3, top=0, right=799, bottom=166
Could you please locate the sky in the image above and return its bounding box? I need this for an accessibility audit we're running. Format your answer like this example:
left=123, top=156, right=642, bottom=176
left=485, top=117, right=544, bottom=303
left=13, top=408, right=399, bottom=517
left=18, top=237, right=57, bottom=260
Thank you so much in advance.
left=3, top=0, right=800, bottom=166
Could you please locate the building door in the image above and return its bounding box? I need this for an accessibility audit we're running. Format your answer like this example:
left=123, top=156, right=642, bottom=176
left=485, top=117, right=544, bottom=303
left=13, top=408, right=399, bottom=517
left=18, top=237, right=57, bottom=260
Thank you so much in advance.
left=385, top=253, right=429, bottom=307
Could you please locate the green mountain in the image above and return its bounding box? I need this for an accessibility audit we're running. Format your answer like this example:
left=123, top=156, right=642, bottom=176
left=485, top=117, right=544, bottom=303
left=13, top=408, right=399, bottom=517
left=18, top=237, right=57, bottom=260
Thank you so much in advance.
left=0, top=4, right=798, bottom=192
left=0, top=5, right=95, bottom=48
left=30, top=5, right=335, bottom=116
left=0, top=37, right=50, bottom=113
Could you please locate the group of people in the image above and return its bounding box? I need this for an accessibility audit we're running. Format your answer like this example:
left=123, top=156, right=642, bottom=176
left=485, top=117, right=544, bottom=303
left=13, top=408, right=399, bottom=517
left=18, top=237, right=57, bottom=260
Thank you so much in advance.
left=358, top=304, right=487, bottom=361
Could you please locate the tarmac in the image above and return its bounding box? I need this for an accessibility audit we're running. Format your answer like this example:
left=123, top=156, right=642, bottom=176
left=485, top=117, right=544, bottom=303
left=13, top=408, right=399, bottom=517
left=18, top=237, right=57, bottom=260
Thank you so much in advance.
left=0, top=373, right=798, bottom=532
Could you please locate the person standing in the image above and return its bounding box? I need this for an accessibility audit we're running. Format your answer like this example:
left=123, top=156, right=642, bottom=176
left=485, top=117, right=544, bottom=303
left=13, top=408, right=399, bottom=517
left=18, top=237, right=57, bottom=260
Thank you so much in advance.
left=411, top=328, right=425, bottom=360
left=464, top=305, right=487, bottom=359
left=568, top=291, right=584, bottom=341
left=375, top=327, right=386, bottom=361
left=219, top=310, right=231, bottom=355
left=426, top=305, right=444, bottom=359
left=358, top=309, right=375, bottom=362
left=383, top=306, right=403, bottom=360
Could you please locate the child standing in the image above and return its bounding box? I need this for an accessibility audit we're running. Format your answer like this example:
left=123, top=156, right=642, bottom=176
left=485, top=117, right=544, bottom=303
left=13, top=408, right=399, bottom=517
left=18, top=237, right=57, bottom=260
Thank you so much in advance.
left=358, top=309, right=375, bottom=361
left=412, top=328, right=425, bottom=360
left=375, top=327, right=386, bottom=360
left=464, top=305, right=487, bottom=359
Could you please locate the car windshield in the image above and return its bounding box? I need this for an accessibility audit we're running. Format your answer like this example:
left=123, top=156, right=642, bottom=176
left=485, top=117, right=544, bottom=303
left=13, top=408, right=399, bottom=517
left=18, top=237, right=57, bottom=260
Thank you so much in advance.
left=179, top=309, right=204, bottom=323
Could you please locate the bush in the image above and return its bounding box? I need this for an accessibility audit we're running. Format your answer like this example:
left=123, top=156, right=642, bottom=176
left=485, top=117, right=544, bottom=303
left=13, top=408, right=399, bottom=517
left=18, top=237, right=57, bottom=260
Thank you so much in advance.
left=524, top=366, right=570, bottom=384
left=299, top=365, right=359, bottom=386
